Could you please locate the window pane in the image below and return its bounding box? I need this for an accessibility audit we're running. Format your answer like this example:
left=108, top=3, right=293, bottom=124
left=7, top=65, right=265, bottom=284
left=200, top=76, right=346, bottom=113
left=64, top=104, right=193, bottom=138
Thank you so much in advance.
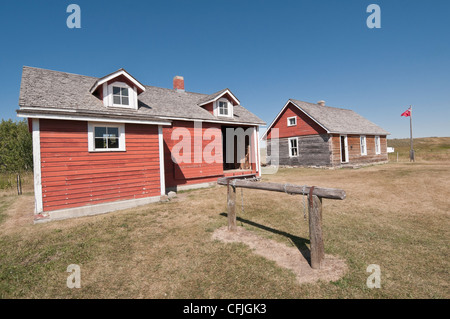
left=121, top=97, right=129, bottom=105
left=113, top=87, right=121, bottom=95
left=121, top=88, right=129, bottom=96
left=113, top=96, right=121, bottom=104
left=107, top=127, right=119, bottom=137
left=95, top=138, right=106, bottom=149
left=291, top=139, right=297, bottom=148
left=108, top=138, right=119, bottom=149
left=94, top=127, right=106, bottom=138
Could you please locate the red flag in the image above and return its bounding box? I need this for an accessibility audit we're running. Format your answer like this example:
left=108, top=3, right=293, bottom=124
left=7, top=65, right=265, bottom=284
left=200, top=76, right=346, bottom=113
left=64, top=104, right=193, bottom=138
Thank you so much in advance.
left=401, top=107, right=411, bottom=117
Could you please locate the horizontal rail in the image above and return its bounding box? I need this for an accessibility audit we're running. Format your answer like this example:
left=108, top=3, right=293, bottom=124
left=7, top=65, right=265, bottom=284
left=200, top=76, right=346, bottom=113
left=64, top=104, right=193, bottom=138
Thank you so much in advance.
left=217, top=177, right=346, bottom=200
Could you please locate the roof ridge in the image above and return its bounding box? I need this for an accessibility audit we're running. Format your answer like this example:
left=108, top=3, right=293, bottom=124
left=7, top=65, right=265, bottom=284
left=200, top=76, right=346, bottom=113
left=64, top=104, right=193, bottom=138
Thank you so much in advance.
left=290, top=98, right=353, bottom=111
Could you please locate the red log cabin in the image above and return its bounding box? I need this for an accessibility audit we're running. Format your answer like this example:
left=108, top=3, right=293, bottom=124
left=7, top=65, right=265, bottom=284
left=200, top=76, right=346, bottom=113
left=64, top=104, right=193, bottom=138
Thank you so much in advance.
left=17, top=67, right=265, bottom=222
left=262, top=99, right=390, bottom=167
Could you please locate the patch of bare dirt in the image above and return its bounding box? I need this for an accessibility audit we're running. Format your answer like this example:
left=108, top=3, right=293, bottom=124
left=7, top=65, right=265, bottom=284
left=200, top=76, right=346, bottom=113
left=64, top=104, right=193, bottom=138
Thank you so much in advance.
left=212, top=226, right=347, bottom=285
left=1, top=194, right=34, bottom=233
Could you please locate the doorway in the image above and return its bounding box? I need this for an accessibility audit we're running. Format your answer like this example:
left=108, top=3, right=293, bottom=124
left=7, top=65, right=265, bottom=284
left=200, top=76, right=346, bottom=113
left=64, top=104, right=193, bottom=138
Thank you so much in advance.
left=222, top=126, right=251, bottom=170
left=340, top=135, right=348, bottom=163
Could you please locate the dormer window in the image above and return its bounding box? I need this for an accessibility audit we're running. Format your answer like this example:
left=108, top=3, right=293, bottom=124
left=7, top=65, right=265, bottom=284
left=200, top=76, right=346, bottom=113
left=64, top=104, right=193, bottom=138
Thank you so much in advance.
left=218, top=101, right=229, bottom=116
left=113, top=86, right=129, bottom=106
left=103, top=82, right=137, bottom=109
left=89, top=69, right=146, bottom=110
left=215, top=98, right=233, bottom=118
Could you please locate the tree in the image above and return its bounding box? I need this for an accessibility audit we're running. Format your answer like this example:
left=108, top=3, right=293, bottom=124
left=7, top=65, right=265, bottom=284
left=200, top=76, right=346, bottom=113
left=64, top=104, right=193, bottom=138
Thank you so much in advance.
left=0, top=119, right=33, bottom=173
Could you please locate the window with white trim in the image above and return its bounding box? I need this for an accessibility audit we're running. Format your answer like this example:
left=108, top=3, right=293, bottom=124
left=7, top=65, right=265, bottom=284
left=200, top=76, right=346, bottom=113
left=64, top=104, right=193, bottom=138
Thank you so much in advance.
left=88, top=122, right=126, bottom=152
left=360, top=135, right=367, bottom=156
left=102, top=81, right=138, bottom=109
left=287, top=116, right=297, bottom=127
left=288, top=137, right=298, bottom=157
left=375, top=136, right=381, bottom=154
left=218, top=101, right=229, bottom=116
left=215, top=98, right=233, bottom=118
left=112, top=86, right=129, bottom=106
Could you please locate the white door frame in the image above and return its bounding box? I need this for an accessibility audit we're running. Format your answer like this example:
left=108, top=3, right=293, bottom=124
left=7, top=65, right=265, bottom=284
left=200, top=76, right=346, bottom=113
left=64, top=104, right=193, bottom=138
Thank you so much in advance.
left=339, top=135, right=349, bottom=163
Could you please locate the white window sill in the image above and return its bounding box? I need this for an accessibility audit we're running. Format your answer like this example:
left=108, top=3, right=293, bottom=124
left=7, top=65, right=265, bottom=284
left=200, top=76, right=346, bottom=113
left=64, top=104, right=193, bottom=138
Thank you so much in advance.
left=89, top=149, right=126, bottom=153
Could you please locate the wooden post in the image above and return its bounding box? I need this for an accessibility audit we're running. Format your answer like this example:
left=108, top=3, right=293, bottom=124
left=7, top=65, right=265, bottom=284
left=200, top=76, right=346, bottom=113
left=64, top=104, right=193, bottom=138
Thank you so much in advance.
left=308, top=194, right=324, bottom=269
left=16, top=173, right=22, bottom=196
left=227, top=182, right=237, bottom=232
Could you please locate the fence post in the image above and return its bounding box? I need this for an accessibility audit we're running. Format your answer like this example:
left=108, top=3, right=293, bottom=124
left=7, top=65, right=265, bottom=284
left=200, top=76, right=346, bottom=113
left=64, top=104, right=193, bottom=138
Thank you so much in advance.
left=308, top=194, right=324, bottom=269
left=17, top=173, right=22, bottom=196
left=227, top=182, right=237, bottom=232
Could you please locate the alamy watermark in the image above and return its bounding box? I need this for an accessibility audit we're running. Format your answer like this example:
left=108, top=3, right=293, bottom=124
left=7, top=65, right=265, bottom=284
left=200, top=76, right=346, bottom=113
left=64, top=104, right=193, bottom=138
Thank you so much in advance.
left=366, top=264, right=381, bottom=288
left=67, top=264, right=81, bottom=288
left=66, top=4, right=81, bottom=29
left=366, top=4, right=381, bottom=29
left=170, top=122, right=280, bottom=174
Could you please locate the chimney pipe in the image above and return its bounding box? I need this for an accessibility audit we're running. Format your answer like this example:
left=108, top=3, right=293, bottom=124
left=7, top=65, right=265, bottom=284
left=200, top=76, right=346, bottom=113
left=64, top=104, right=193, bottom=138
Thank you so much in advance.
left=173, top=76, right=184, bottom=92
left=317, top=100, right=325, bottom=106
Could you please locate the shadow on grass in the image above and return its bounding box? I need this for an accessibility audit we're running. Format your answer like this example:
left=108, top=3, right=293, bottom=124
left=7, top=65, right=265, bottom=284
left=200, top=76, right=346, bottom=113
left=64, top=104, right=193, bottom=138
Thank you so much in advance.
left=219, top=212, right=312, bottom=265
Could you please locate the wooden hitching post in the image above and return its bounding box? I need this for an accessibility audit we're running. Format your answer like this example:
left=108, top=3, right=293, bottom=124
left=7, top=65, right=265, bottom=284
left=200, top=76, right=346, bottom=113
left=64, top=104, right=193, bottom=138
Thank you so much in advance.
left=308, top=193, right=325, bottom=269
left=227, top=181, right=237, bottom=232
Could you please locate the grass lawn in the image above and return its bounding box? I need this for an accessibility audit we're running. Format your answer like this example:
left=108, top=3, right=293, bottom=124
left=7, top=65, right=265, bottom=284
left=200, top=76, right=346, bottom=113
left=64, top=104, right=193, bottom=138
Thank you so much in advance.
left=0, top=160, right=449, bottom=299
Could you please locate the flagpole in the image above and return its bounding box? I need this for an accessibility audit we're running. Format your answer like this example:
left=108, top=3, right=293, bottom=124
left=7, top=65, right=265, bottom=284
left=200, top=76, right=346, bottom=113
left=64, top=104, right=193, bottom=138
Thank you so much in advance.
left=409, top=105, right=415, bottom=162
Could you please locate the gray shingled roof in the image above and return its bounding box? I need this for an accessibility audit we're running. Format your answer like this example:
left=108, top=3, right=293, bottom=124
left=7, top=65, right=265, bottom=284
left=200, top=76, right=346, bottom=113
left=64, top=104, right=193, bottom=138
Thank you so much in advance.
left=18, top=66, right=265, bottom=125
left=289, top=99, right=390, bottom=135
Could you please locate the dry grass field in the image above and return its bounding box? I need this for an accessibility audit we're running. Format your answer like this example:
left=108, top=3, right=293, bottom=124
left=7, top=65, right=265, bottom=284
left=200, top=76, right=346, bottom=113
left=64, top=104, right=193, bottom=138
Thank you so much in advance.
left=0, top=147, right=449, bottom=298
left=388, top=137, right=450, bottom=162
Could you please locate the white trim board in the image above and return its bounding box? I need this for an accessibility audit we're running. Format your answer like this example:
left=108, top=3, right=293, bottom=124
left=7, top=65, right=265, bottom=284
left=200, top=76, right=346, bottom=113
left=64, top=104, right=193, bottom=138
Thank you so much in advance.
left=32, top=119, right=43, bottom=214
left=17, top=112, right=171, bottom=126
left=158, top=125, right=166, bottom=196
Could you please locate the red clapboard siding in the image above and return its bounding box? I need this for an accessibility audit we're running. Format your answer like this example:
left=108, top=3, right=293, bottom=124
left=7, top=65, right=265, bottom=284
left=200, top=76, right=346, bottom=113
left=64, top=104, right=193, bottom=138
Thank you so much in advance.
left=163, top=121, right=224, bottom=187
left=39, top=119, right=161, bottom=212
left=266, top=102, right=326, bottom=139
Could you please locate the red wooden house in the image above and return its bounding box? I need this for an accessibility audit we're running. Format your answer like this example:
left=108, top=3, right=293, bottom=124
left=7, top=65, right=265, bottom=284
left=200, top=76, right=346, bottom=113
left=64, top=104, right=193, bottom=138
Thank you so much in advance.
left=262, top=99, right=390, bottom=167
left=17, top=67, right=265, bottom=222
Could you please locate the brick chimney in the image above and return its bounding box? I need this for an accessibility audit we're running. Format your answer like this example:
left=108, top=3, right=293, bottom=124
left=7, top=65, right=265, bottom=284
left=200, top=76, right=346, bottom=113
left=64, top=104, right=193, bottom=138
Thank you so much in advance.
left=173, top=76, right=184, bottom=92
left=317, top=100, right=326, bottom=106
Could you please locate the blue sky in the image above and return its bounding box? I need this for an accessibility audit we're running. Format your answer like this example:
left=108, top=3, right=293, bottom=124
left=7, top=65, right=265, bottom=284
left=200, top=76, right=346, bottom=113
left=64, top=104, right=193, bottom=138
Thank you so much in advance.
left=0, top=0, right=448, bottom=138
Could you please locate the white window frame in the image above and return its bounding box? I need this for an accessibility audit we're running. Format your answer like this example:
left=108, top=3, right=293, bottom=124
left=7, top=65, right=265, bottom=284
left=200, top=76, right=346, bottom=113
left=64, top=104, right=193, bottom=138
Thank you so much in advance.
left=103, top=81, right=138, bottom=110
left=287, top=116, right=297, bottom=127
left=214, top=98, right=233, bottom=118
left=88, top=122, right=126, bottom=152
left=288, top=137, right=298, bottom=157
left=360, top=135, right=367, bottom=156
left=112, top=86, right=130, bottom=107
left=375, top=136, right=381, bottom=155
